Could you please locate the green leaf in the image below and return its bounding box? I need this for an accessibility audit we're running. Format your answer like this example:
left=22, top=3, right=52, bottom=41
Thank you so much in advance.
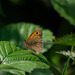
left=51, top=0, right=75, bottom=25
left=0, top=41, right=21, bottom=61
left=29, top=69, right=54, bottom=75
left=0, top=41, right=50, bottom=73
left=42, top=29, right=55, bottom=53
left=0, top=69, right=25, bottom=75
left=3, top=61, right=37, bottom=72
left=0, top=22, right=55, bottom=53
left=0, top=64, right=25, bottom=75
left=54, top=34, right=75, bottom=46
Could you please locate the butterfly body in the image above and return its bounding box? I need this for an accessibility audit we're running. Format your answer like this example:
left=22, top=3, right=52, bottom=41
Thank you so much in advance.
left=24, top=29, right=43, bottom=54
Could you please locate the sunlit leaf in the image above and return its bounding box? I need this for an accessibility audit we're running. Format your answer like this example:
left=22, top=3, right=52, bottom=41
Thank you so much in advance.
left=51, top=0, right=75, bottom=25
left=0, top=22, right=55, bottom=53
left=0, top=41, right=50, bottom=73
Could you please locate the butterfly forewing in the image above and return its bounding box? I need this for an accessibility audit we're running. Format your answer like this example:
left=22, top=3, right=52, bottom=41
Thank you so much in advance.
left=26, top=29, right=42, bottom=42
left=25, top=29, right=43, bottom=54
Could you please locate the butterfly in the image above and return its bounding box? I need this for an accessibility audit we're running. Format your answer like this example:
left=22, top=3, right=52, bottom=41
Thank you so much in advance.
left=24, top=29, right=43, bottom=54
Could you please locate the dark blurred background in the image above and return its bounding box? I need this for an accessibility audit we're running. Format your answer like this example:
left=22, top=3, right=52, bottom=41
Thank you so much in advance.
left=0, top=0, right=75, bottom=75
left=0, top=0, right=74, bottom=36
left=0, top=0, right=63, bottom=36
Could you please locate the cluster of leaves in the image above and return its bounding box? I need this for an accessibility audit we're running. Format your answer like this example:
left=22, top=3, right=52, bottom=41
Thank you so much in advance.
left=0, top=41, right=50, bottom=74
left=0, top=23, right=55, bottom=75
left=55, top=33, right=75, bottom=61
left=0, top=23, right=55, bottom=53
left=0, top=22, right=75, bottom=75
left=54, top=34, right=75, bottom=75
left=0, top=0, right=75, bottom=74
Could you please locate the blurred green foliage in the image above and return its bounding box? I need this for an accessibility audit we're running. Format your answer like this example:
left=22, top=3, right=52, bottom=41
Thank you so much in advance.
left=0, top=0, right=75, bottom=75
left=0, top=23, right=55, bottom=53
left=51, top=0, right=75, bottom=25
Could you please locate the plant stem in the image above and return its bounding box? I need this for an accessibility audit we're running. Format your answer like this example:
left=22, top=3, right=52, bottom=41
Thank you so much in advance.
left=62, top=46, right=74, bottom=75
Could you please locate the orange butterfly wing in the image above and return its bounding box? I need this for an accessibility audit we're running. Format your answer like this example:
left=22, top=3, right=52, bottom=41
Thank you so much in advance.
left=25, top=29, right=43, bottom=54
left=26, top=29, right=42, bottom=42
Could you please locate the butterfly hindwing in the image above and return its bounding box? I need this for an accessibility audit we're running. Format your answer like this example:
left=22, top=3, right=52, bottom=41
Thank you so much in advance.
left=26, top=37, right=43, bottom=54
left=25, top=29, right=43, bottom=54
